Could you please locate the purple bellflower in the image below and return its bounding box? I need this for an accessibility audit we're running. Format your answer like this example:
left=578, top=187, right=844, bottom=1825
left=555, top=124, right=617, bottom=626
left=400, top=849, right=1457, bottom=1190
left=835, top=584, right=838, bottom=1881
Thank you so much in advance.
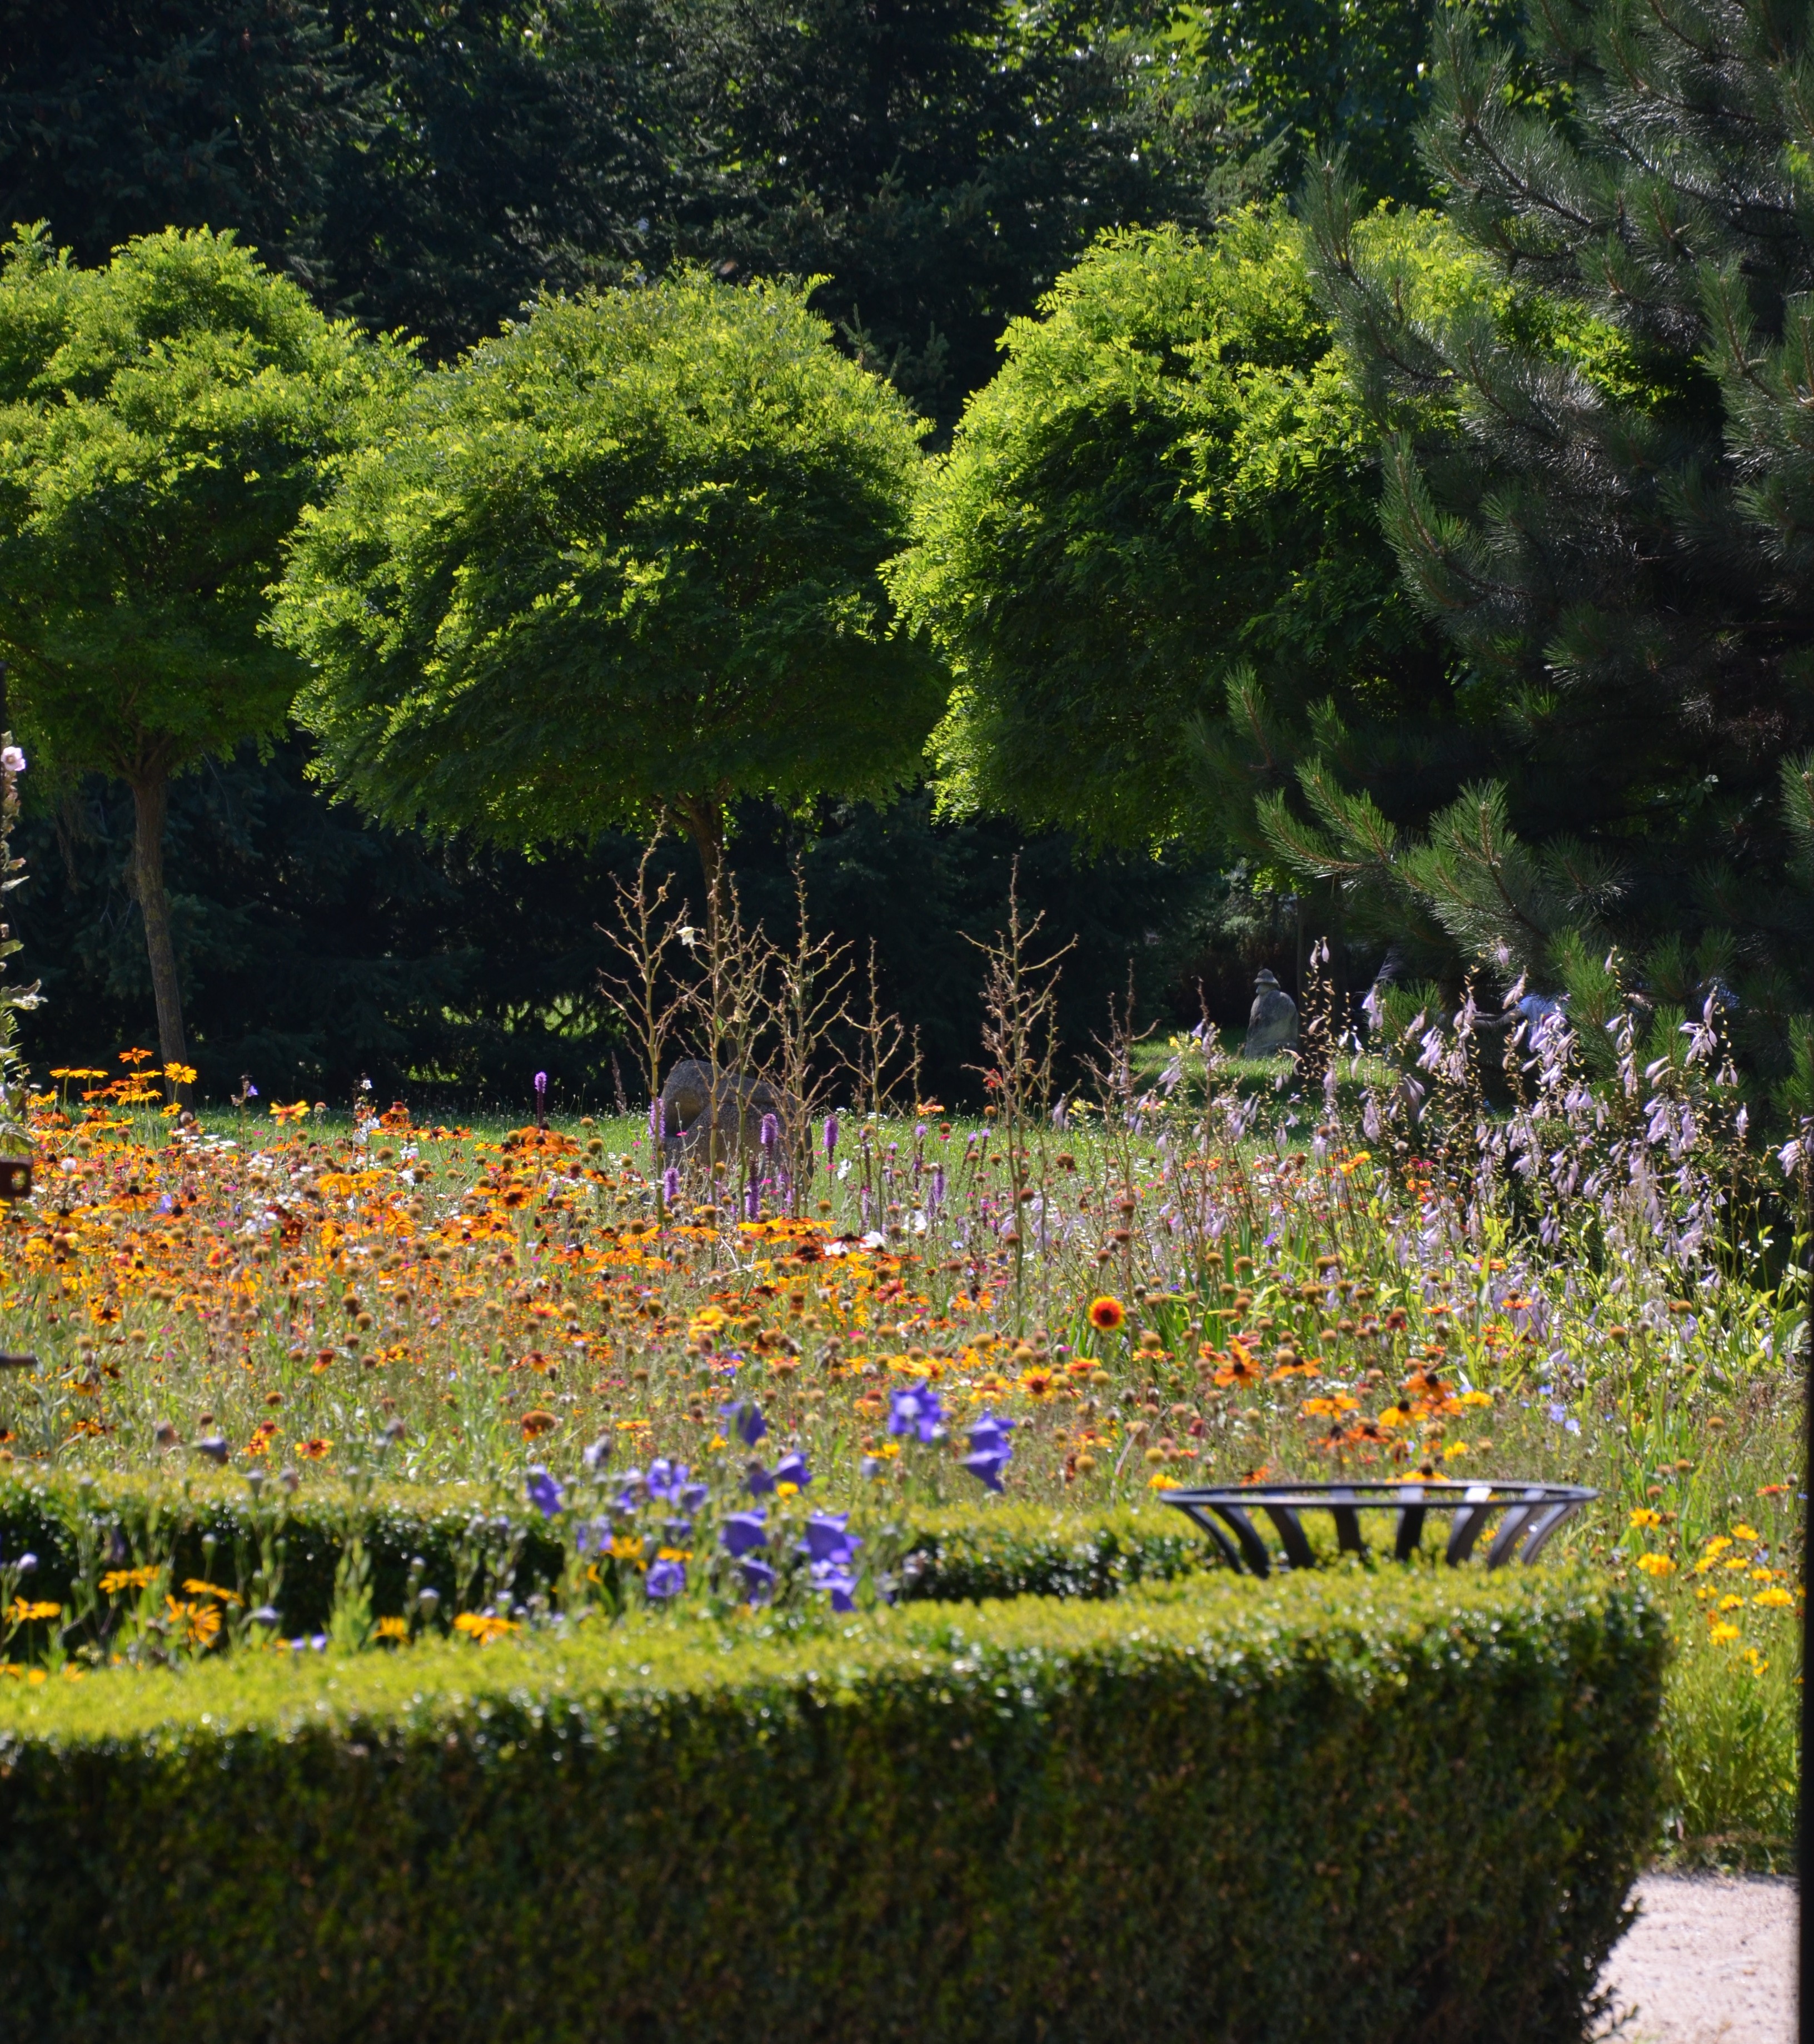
left=887, top=1384, right=945, bottom=1443
left=526, top=1466, right=566, bottom=1518
left=645, top=1557, right=686, bottom=1599
left=720, top=1510, right=769, bottom=1557
left=800, top=1511, right=862, bottom=1565
left=962, top=1414, right=1016, bottom=1493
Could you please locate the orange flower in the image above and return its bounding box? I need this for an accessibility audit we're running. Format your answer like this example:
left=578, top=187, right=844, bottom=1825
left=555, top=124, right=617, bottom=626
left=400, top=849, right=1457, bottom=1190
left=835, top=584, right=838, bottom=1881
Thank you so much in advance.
left=295, top=1436, right=333, bottom=1460
left=1213, top=1339, right=1261, bottom=1387
left=1088, top=1295, right=1125, bottom=1332
left=520, top=1409, right=559, bottom=1438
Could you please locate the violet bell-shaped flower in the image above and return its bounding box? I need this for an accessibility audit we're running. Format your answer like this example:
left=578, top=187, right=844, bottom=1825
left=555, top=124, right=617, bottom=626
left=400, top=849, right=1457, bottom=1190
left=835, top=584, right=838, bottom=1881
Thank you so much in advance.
left=800, top=1511, right=862, bottom=1565
left=963, top=1414, right=1015, bottom=1493
left=887, top=1384, right=944, bottom=1443
left=810, top=1560, right=858, bottom=1612
left=645, top=1556, right=686, bottom=1599
left=739, top=1556, right=776, bottom=1603
left=720, top=1510, right=769, bottom=1557
left=729, top=1401, right=769, bottom=1448
left=773, top=1450, right=811, bottom=1490
left=525, top=1466, right=566, bottom=1518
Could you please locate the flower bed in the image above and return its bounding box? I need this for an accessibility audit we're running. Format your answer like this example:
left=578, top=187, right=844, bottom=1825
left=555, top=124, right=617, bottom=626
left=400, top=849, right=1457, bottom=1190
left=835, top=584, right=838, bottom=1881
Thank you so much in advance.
left=0, top=1567, right=1663, bottom=2044
left=0, top=1472, right=1209, bottom=1638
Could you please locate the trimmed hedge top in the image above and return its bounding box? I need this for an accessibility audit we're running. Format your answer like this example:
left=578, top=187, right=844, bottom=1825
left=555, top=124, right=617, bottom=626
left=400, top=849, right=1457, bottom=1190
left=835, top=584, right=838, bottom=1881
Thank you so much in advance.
left=0, top=1561, right=1646, bottom=1743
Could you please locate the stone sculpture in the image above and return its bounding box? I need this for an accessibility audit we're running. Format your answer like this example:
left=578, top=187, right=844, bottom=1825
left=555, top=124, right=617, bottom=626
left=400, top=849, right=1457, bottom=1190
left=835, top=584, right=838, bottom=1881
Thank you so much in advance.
left=1243, top=968, right=1299, bottom=1058
left=657, top=1060, right=794, bottom=1158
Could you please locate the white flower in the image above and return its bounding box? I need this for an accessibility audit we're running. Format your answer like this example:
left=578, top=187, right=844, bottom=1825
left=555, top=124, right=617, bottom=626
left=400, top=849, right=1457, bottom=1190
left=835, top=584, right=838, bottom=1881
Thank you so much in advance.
left=1, top=747, right=25, bottom=774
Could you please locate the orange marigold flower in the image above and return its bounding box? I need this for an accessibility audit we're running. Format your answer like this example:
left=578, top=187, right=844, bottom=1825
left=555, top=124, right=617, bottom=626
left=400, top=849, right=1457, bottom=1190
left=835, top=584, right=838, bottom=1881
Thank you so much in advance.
left=1088, top=1295, right=1125, bottom=1332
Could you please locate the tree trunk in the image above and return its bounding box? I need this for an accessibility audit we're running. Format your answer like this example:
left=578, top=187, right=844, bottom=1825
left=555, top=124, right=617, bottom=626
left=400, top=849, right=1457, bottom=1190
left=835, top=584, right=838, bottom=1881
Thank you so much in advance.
left=677, top=793, right=728, bottom=947
left=127, top=773, right=190, bottom=1089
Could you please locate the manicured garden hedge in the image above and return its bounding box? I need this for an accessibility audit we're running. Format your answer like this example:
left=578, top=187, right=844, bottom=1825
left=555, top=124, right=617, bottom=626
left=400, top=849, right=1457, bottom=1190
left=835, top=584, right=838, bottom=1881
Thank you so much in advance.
left=0, top=1471, right=1208, bottom=1627
left=0, top=1569, right=1663, bottom=2043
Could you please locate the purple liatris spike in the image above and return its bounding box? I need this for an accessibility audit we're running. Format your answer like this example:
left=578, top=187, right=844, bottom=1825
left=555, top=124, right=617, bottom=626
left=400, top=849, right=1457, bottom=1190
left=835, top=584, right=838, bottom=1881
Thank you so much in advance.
left=823, top=1113, right=839, bottom=1161
left=534, top=1071, right=548, bottom=1100
left=650, top=1096, right=665, bottom=1145
left=760, top=1112, right=780, bottom=1155
left=663, top=1165, right=680, bottom=1202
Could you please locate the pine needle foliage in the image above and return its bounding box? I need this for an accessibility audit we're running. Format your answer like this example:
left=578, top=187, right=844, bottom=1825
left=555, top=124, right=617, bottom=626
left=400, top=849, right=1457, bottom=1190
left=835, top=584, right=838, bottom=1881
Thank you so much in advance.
left=1294, top=0, right=1814, bottom=1080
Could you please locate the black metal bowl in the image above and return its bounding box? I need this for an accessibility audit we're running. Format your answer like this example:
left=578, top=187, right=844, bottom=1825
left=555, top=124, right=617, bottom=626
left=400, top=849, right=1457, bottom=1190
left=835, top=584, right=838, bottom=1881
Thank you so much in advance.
left=1159, top=1479, right=1598, bottom=1577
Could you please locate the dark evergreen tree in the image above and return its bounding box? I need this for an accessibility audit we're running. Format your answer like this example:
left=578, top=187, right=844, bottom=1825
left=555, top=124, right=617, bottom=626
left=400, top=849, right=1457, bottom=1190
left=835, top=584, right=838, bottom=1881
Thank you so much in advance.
left=1278, top=0, right=1814, bottom=1104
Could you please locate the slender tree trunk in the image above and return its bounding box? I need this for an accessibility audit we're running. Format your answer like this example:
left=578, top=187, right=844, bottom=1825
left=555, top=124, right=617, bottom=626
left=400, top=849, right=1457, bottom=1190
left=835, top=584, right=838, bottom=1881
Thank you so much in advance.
left=127, top=773, right=190, bottom=1087
left=677, top=793, right=727, bottom=947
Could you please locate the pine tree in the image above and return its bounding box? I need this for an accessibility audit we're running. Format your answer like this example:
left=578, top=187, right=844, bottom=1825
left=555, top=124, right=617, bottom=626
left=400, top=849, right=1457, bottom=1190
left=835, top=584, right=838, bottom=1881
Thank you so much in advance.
left=1282, top=0, right=1814, bottom=1097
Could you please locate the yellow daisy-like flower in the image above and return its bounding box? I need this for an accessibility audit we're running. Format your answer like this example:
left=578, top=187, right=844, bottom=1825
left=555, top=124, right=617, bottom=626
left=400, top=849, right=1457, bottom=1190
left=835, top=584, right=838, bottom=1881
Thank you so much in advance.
left=1633, top=1553, right=1675, bottom=1577
left=1708, top=1620, right=1741, bottom=1645
left=1628, top=1507, right=1663, bottom=1529
left=1752, top=1587, right=1795, bottom=1609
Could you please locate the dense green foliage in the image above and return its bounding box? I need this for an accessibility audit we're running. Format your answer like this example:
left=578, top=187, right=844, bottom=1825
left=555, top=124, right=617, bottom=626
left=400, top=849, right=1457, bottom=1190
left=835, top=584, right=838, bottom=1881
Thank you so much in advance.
left=1288, top=0, right=1814, bottom=1085
left=891, top=207, right=1457, bottom=854
left=277, top=270, right=943, bottom=910
left=0, top=225, right=402, bottom=1068
left=0, top=1569, right=1663, bottom=2043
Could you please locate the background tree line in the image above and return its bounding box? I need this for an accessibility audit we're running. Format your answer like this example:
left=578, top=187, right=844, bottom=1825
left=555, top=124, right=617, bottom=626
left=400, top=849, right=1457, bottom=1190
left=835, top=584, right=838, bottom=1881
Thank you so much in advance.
left=3, top=0, right=1808, bottom=1118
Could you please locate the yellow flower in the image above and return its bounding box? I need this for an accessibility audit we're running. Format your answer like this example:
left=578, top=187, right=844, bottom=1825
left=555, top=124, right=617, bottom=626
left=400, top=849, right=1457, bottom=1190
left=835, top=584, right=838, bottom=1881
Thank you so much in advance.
left=1717, top=1594, right=1745, bottom=1611
left=1634, top=1553, right=1675, bottom=1577
left=1731, top=1523, right=1760, bottom=1541
left=99, top=1566, right=157, bottom=1595
left=1442, top=1441, right=1471, bottom=1460
left=1708, top=1621, right=1741, bottom=1644
left=8, top=1598, right=61, bottom=1623
left=1458, top=1390, right=1493, bottom=1408
left=1753, top=1587, right=1795, bottom=1609
left=1628, top=1508, right=1663, bottom=1529
left=453, top=1611, right=517, bottom=1644
left=375, top=1615, right=410, bottom=1643
left=1147, top=1472, right=1181, bottom=1491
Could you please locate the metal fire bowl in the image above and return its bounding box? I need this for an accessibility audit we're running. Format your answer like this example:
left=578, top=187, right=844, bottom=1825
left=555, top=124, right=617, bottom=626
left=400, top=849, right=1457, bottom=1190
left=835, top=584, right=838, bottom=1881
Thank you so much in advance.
left=1159, top=1480, right=1599, bottom=1578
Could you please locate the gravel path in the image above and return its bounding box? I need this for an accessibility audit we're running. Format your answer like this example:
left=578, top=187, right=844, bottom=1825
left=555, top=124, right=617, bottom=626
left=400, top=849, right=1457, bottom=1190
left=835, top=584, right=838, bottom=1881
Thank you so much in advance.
left=1597, top=1876, right=1797, bottom=2042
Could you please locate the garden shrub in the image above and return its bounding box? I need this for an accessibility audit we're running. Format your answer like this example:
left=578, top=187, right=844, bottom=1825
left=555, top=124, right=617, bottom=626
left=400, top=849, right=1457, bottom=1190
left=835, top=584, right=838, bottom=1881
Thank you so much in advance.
left=0, top=1568, right=1663, bottom=2044
left=0, top=1472, right=1209, bottom=1629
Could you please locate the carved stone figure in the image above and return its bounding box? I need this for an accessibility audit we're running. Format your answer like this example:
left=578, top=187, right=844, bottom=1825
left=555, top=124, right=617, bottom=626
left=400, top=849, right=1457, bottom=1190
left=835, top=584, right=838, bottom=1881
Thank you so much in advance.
left=657, top=1060, right=794, bottom=1158
left=1243, top=968, right=1299, bottom=1058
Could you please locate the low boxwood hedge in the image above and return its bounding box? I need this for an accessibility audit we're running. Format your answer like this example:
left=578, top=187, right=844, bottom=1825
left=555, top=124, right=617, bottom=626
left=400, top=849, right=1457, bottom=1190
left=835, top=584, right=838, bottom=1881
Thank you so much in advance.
left=0, top=1470, right=1208, bottom=1628
left=0, top=1568, right=1663, bottom=2043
